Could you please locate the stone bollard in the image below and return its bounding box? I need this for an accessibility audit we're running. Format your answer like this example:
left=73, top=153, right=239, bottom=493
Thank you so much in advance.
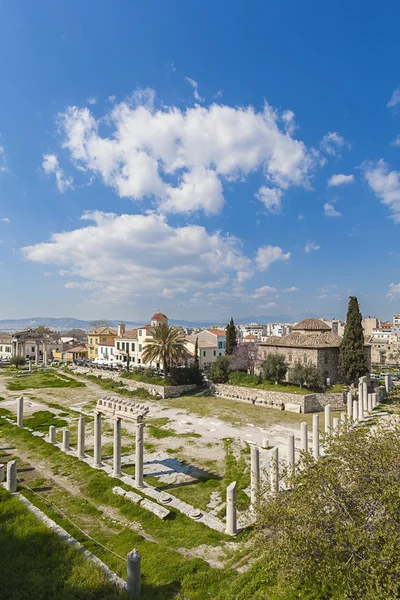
left=6, top=460, right=17, bottom=493
left=324, top=405, right=331, bottom=435
left=332, top=417, right=340, bottom=435
left=312, top=414, right=319, bottom=459
left=261, top=438, right=269, bottom=449
left=62, top=428, right=70, bottom=452
left=126, top=549, right=141, bottom=600
left=300, top=422, right=308, bottom=453
left=225, top=481, right=237, bottom=535
left=0, top=463, right=4, bottom=483
left=49, top=425, right=56, bottom=444
left=270, top=447, right=279, bottom=495
left=353, top=400, right=358, bottom=423
left=78, top=415, right=86, bottom=459
left=287, top=434, right=295, bottom=479
left=17, top=396, right=24, bottom=427
left=250, top=445, right=260, bottom=506
left=347, top=391, right=353, bottom=420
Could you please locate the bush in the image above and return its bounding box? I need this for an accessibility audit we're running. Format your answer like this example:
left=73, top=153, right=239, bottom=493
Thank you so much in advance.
left=228, top=371, right=262, bottom=386
left=9, top=356, right=26, bottom=369
left=261, top=353, right=287, bottom=383
left=209, top=356, right=232, bottom=383
left=166, top=364, right=204, bottom=386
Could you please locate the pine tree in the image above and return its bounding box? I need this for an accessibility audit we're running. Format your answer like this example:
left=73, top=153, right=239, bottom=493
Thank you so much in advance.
left=225, top=317, right=238, bottom=355
left=194, top=338, right=199, bottom=366
left=338, top=296, right=369, bottom=383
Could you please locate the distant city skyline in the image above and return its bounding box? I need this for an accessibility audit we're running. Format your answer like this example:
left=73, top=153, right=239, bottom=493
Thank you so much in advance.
left=1, top=2, right=400, bottom=320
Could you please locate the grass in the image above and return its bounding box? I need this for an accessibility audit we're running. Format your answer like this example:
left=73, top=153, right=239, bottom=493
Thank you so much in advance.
left=7, top=371, right=86, bottom=391
left=226, top=372, right=320, bottom=395
left=24, top=410, right=68, bottom=432
left=121, top=371, right=165, bottom=386
left=83, top=374, right=154, bottom=400
left=147, top=417, right=203, bottom=440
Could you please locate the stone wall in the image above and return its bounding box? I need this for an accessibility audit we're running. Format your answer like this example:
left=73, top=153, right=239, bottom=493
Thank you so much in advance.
left=70, top=366, right=197, bottom=399
left=210, top=382, right=346, bottom=413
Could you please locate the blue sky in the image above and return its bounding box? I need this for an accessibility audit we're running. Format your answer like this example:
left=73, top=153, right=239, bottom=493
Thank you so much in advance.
left=1, top=0, right=400, bottom=323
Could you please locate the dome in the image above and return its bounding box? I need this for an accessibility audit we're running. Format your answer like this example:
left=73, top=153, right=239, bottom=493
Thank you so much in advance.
left=151, top=312, right=168, bottom=320
left=292, top=318, right=331, bottom=332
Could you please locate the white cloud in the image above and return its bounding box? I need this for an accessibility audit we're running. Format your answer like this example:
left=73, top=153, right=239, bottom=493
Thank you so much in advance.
left=87, top=96, right=97, bottom=105
left=256, top=302, right=277, bottom=310
left=391, top=135, right=400, bottom=147
left=57, top=90, right=318, bottom=216
left=22, top=211, right=254, bottom=303
left=253, top=285, right=277, bottom=298
left=363, top=159, right=400, bottom=223
left=185, top=77, right=204, bottom=102
left=387, top=87, right=400, bottom=108
left=0, top=143, right=8, bottom=173
left=42, top=154, right=74, bottom=193
left=283, top=286, right=298, bottom=292
left=1, top=217, right=10, bottom=223
left=255, top=187, right=283, bottom=214
left=387, top=282, right=400, bottom=298
left=255, top=245, right=291, bottom=271
left=320, top=132, right=350, bottom=157
left=298, top=213, right=304, bottom=220
left=327, top=173, right=355, bottom=187
left=304, top=241, right=320, bottom=253
left=323, top=202, right=342, bottom=217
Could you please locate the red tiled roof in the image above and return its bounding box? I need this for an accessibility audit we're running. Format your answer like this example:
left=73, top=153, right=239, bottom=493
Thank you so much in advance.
left=206, top=329, right=226, bottom=337
left=151, top=312, right=168, bottom=319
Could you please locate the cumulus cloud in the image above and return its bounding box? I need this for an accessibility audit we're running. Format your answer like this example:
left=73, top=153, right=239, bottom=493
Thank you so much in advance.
left=252, top=285, right=277, bottom=298
left=0, top=143, right=8, bottom=173
left=185, top=77, right=204, bottom=102
left=56, top=91, right=317, bottom=216
left=391, top=135, right=400, bottom=147
left=255, top=187, right=283, bottom=214
left=363, top=159, right=400, bottom=223
left=87, top=96, right=97, bottom=105
left=320, top=132, right=350, bottom=157
left=387, top=87, right=400, bottom=108
left=327, top=173, right=355, bottom=187
left=42, top=154, right=74, bottom=193
left=21, top=211, right=254, bottom=302
left=1, top=217, right=10, bottom=223
left=255, top=245, right=291, bottom=271
left=304, top=241, right=320, bottom=253
left=387, top=282, right=400, bottom=299
left=323, top=202, right=342, bottom=217
left=283, top=286, right=298, bottom=292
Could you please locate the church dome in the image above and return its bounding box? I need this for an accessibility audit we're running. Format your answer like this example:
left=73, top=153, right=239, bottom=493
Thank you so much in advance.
left=292, top=318, right=331, bottom=332
left=151, top=312, right=168, bottom=320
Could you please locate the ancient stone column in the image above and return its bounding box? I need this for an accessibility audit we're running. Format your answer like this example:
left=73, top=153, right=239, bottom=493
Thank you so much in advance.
left=77, top=415, right=85, bottom=459
left=35, top=342, right=39, bottom=366
left=287, top=434, right=295, bottom=478
left=126, top=549, right=141, bottom=600
left=312, top=414, right=319, bottom=459
left=358, top=381, right=363, bottom=409
left=324, top=404, right=331, bottom=435
left=300, top=422, right=308, bottom=453
left=17, top=396, right=24, bottom=427
left=135, top=421, right=144, bottom=487
left=332, top=417, right=340, bottom=435
left=250, top=445, right=260, bottom=506
left=49, top=425, right=56, bottom=443
left=0, top=463, right=4, bottom=483
left=28, top=359, right=32, bottom=372
left=353, top=400, right=358, bottom=423
left=225, top=481, right=237, bottom=535
left=6, top=460, right=17, bottom=493
left=367, top=393, right=373, bottom=413
left=62, top=428, right=70, bottom=452
left=43, top=349, right=48, bottom=367
left=270, top=447, right=279, bottom=495
left=340, top=412, right=346, bottom=425
left=363, top=382, right=368, bottom=411
left=347, top=391, right=353, bottom=420
left=261, top=438, right=269, bottom=449
left=113, top=418, right=122, bottom=478
left=93, top=412, right=102, bottom=468
left=384, top=373, right=392, bottom=393
left=371, top=392, right=377, bottom=409
left=359, top=392, right=364, bottom=421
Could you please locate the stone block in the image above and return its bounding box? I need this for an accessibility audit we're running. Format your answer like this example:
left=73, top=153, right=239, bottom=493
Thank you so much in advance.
left=285, top=403, right=301, bottom=413
left=140, top=498, right=170, bottom=520
left=125, top=491, right=142, bottom=504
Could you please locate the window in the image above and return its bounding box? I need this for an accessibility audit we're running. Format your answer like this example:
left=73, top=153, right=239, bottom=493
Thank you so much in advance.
left=132, top=357, right=135, bottom=362
left=139, top=344, right=142, bottom=352
left=131, top=343, right=135, bottom=351
left=110, top=348, right=114, bottom=355
left=218, top=352, right=222, bottom=357
left=214, top=350, right=216, bottom=356
left=117, top=342, right=120, bottom=350
left=102, top=337, right=107, bottom=342
left=121, top=342, right=125, bottom=350
left=218, top=341, right=223, bottom=349
left=95, top=348, right=98, bottom=354
left=138, top=358, right=141, bottom=364
left=31, top=346, right=35, bottom=352
left=203, top=351, right=206, bottom=357
left=139, top=330, right=142, bottom=336
left=90, top=338, right=93, bottom=344
left=95, top=338, right=99, bottom=344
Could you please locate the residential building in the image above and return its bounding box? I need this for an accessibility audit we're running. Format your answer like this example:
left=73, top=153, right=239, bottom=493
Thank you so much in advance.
left=114, top=313, right=171, bottom=369
left=237, top=323, right=265, bottom=339
left=263, top=323, right=292, bottom=338
left=324, top=319, right=346, bottom=337
left=96, top=341, right=116, bottom=363
left=87, top=327, right=117, bottom=360
left=190, top=328, right=226, bottom=357
left=0, top=334, right=12, bottom=361
left=362, top=317, right=379, bottom=337
left=184, top=340, right=217, bottom=367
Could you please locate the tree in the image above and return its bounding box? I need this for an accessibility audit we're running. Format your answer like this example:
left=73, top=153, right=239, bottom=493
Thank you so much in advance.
left=238, top=420, right=400, bottom=600
left=209, top=356, right=232, bottom=383
left=88, top=319, right=111, bottom=331
left=194, top=338, right=199, bottom=366
left=261, top=353, right=287, bottom=384
left=225, top=317, right=238, bottom=355
left=290, top=362, right=322, bottom=389
left=65, top=328, right=87, bottom=342
left=10, top=356, right=26, bottom=369
left=339, top=296, right=369, bottom=383
left=141, top=323, right=188, bottom=376
left=231, top=342, right=259, bottom=375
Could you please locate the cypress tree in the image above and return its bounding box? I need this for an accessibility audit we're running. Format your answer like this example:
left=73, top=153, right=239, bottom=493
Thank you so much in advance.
left=338, top=296, right=369, bottom=383
left=194, top=337, right=199, bottom=366
left=225, top=317, right=238, bottom=355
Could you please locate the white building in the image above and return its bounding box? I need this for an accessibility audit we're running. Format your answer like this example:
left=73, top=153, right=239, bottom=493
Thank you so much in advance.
left=184, top=340, right=217, bottom=367
left=263, top=323, right=292, bottom=338
left=114, top=313, right=170, bottom=369
left=0, top=334, right=12, bottom=361
left=237, top=323, right=265, bottom=340
left=189, top=328, right=226, bottom=358
left=95, top=341, right=117, bottom=365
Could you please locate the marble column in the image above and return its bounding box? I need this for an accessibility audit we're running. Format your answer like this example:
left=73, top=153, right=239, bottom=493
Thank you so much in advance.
left=333, top=417, right=340, bottom=435
left=340, top=412, right=346, bottom=426
left=270, top=447, right=279, bottom=495
left=250, top=445, right=260, bottom=506
left=28, top=359, right=32, bottom=372
left=261, top=438, right=269, bottom=449
left=17, top=396, right=24, bottom=427
left=347, top=391, right=353, bottom=420
left=135, top=421, right=144, bottom=487
left=93, top=412, right=102, bottom=468
left=49, top=425, right=56, bottom=443
left=113, top=417, right=122, bottom=478
left=225, top=481, right=237, bottom=535
left=353, top=400, right=358, bottom=423
left=363, top=382, right=368, bottom=411
left=77, top=415, right=85, bottom=459
left=43, top=348, right=48, bottom=367
left=0, top=463, right=4, bottom=483
left=312, top=414, right=319, bottom=459
left=287, top=434, right=295, bottom=478
left=384, top=373, right=392, bottom=393
left=371, top=392, right=377, bottom=409
left=367, top=393, right=373, bottom=413
left=324, top=404, right=331, bottom=435
left=300, top=422, right=308, bottom=453
left=358, top=381, right=363, bottom=410
left=35, top=342, right=39, bottom=366
left=126, top=549, right=141, bottom=600
left=6, top=460, right=17, bottom=493
left=62, top=428, right=70, bottom=452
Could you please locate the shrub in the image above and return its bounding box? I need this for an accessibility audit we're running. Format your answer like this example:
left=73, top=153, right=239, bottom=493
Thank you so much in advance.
left=209, top=356, right=232, bottom=383
left=290, top=362, right=322, bottom=389
left=9, top=356, right=26, bottom=369
left=228, top=371, right=262, bottom=386
left=261, top=353, right=287, bottom=384
left=166, top=364, right=204, bottom=386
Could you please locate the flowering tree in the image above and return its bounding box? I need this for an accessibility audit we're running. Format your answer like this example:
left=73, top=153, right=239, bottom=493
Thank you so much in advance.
left=231, top=342, right=259, bottom=375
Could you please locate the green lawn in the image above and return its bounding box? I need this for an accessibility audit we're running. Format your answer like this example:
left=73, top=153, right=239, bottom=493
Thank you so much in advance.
left=7, top=371, right=86, bottom=391
left=226, top=372, right=320, bottom=395
left=121, top=371, right=165, bottom=386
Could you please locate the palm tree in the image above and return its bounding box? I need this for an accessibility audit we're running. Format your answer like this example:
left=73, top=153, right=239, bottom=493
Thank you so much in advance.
left=141, top=323, right=188, bottom=376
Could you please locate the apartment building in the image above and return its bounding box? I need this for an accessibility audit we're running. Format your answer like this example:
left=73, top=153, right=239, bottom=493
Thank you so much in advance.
left=87, top=327, right=117, bottom=360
